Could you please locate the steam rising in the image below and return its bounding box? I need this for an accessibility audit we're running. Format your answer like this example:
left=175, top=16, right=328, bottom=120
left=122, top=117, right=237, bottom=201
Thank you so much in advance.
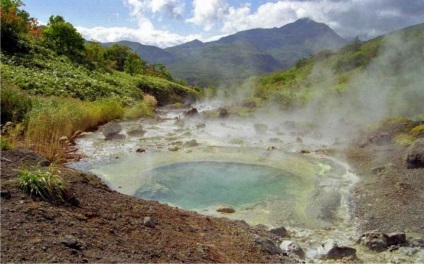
left=197, top=27, right=424, bottom=143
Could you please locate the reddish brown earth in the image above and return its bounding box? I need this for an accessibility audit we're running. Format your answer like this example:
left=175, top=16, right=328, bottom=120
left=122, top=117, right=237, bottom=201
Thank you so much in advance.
left=1, top=150, right=293, bottom=263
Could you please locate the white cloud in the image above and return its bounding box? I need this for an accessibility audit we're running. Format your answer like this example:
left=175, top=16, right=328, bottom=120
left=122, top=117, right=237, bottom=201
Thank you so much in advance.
left=75, top=0, right=194, bottom=47
left=77, top=26, right=200, bottom=48
left=186, top=0, right=228, bottom=31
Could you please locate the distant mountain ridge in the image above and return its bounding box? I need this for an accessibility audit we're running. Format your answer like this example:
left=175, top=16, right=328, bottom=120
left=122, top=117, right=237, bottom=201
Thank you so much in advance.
left=104, top=18, right=347, bottom=86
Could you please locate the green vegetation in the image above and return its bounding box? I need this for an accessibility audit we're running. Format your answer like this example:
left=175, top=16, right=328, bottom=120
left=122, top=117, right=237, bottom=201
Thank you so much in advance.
left=251, top=23, right=424, bottom=115
left=18, top=165, right=67, bottom=202
left=1, top=0, right=199, bottom=161
left=1, top=137, right=14, bottom=150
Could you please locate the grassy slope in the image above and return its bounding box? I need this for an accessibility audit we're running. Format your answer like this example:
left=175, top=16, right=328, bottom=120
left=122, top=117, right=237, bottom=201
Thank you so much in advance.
left=1, top=46, right=199, bottom=106
left=252, top=23, right=424, bottom=112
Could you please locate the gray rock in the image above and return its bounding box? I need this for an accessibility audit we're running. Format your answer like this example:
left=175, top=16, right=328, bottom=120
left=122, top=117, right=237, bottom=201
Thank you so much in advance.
left=406, top=233, right=424, bottom=248
left=168, top=146, right=180, bottom=152
left=387, top=232, right=406, bottom=246
left=269, top=226, right=289, bottom=238
left=280, top=240, right=305, bottom=259
left=127, top=124, right=146, bottom=137
left=143, top=217, right=155, bottom=228
left=369, top=132, right=391, bottom=146
left=184, top=139, right=199, bottom=147
left=216, top=205, right=236, bottom=213
left=101, top=122, right=122, bottom=139
left=405, top=138, right=424, bottom=168
left=321, top=239, right=356, bottom=260
left=357, top=230, right=388, bottom=252
left=61, top=235, right=84, bottom=250
left=218, top=107, right=229, bottom=118
left=184, top=108, right=198, bottom=117
left=254, top=236, right=282, bottom=255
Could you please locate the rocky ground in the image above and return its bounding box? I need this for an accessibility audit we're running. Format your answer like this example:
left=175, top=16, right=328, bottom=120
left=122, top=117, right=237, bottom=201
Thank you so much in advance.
left=1, top=149, right=295, bottom=263
left=1, top=119, right=423, bottom=263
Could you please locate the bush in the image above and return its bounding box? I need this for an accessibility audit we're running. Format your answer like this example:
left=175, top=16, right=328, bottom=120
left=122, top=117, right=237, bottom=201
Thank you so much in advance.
left=0, top=78, right=32, bottom=123
left=18, top=166, right=67, bottom=202
left=1, top=137, right=14, bottom=150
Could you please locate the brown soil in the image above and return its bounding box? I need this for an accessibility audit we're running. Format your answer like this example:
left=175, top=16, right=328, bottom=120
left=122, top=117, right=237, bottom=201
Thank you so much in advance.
left=1, top=149, right=293, bottom=263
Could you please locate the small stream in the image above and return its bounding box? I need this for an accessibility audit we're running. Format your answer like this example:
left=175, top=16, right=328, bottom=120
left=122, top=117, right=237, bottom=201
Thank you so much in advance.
left=68, top=106, right=421, bottom=262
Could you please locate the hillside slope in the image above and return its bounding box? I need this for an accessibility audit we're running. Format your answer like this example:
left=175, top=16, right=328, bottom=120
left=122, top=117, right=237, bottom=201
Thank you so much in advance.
left=110, top=18, right=346, bottom=86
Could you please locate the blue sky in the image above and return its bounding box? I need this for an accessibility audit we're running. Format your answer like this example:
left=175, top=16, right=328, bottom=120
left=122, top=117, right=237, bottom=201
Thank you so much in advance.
left=22, top=0, right=424, bottom=48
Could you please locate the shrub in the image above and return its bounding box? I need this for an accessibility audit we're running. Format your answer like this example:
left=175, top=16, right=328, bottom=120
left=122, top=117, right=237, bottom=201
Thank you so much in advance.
left=393, top=134, right=416, bottom=147
left=0, top=78, right=32, bottom=123
left=1, top=137, right=13, bottom=150
left=18, top=166, right=67, bottom=202
left=411, top=124, right=424, bottom=137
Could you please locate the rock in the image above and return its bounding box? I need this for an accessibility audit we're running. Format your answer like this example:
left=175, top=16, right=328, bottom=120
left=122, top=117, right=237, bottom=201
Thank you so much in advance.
left=254, top=236, right=282, bottom=255
left=216, top=205, right=236, bottom=213
left=127, top=124, right=146, bottom=137
left=321, top=239, right=356, bottom=260
left=101, top=122, right=122, bottom=139
left=143, top=217, right=155, bottom=228
left=1, top=121, right=15, bottom=135
left=356, top=230, right=389, bottom=252
left=296, top=136, right=303, bottom=143
left=372, top=166, right=385, bottom=175
left=195, top=123, right=206, bottom=129
left=1, top=190, right=11, bottom=199
left=269, top=226, right=289, bottom=238
left=406, top=233, right=424, bottom=248
left=184, top=108, right=198, bottom=117
left=369, top=132, right=391, bottom=146
left=387, top=233, right=406, bottom=246
left=218, top=107, right=229, bottom=118
left=168, top=146, right=180, bottom=152
left=280, top=240, right=305, bottom=259
left=405, top=138, right=424, bottom=169
left=184, top=139, right=199, bottom=147
left=254, top=124, right=268, bottom=134
left=136, top=148, right=146, bottom=153
left=61, top=235, right=83, bottom=250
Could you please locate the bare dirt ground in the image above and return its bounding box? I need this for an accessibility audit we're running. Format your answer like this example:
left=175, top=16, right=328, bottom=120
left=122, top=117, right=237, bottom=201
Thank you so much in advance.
left=1, top=149, right=293, bottom=263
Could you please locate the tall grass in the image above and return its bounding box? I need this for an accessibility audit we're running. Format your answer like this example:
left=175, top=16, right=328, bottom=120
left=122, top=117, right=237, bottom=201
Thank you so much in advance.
left=25, top=97, right=124, bottom=161
left=124, top=94, right=157, bottom=119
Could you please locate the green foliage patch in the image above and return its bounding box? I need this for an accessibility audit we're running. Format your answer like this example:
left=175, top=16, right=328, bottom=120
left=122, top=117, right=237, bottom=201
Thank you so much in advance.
left=18, top=166, right=67, bottom=202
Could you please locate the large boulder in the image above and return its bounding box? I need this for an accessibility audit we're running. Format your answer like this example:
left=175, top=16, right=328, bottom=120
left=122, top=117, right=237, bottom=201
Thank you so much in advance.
left=280, top=241, right=305, bottom=259
left=254, top=236, right=282, bottom=255
left=127, top=124, right=146, bottom=137
left=356, top=231, right=389, bottom=252
left=405, top=138, right=424, bottom=169
left=101, top=122, right=122, bottom=139
left=320, top=239, right=356, bottom=260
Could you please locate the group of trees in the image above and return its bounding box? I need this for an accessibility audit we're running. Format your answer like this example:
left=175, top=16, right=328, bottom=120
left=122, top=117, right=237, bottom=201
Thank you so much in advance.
left=1, top=0, right=173, bottom=80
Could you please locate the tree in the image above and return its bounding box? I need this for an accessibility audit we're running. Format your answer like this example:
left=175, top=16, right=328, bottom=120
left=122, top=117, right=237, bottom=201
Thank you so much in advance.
left=41, top=15, right=85, bottom=56
left=104, top=44, right=131, bottom=71
left=124, top=51, right=146, bottom=75
left=0, top=0, right=32, bottom=52
left=85, top=40, right=106, bottom=65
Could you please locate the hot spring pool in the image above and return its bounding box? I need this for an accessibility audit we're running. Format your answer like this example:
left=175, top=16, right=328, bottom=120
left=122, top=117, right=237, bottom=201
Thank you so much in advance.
left=135, top=161, right=297, bottom=210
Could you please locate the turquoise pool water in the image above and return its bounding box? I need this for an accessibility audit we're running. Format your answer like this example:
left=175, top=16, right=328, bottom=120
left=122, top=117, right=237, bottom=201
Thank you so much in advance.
left=135, top=161, right=297, bottom=210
